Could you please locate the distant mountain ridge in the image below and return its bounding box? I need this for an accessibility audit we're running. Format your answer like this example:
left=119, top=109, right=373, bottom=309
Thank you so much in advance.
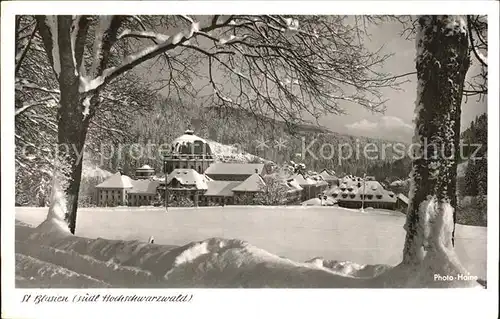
left=191, top=106, right=411, bottom=174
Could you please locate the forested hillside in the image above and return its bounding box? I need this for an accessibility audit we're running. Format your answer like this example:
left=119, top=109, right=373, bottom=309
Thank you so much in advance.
left=462, top=114, right=487, bottom=194
left=194, top=105, right=411, bottom=175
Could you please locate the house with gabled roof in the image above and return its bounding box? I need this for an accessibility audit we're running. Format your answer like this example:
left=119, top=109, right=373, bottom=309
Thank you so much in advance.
left=319, top=169, right=339, bottom=187
left=158, top=168, right=212, bottom=206
left=96, top=172, right=134, bottom=206
left=202, top=180, right=241, bottom=205
left=290, top=173, right=324, bottom=201
left=396, top=193, right=410, bottom=211
left=128, top=180, right=161, bottom=206
left=329, top=176, right=396, bottom=210
left=232, top=173, right=266, bottom=204
left=204, top=163, right=267, bottom=181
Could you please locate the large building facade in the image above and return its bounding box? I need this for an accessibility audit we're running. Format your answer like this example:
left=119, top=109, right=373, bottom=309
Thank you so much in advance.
left=325, top=176, right=397, bottom=210
left=163, top=129, right=215, bottom=174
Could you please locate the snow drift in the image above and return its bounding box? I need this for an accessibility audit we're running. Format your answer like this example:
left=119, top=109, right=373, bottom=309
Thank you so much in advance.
left=16, top=216, right=483, bottom=288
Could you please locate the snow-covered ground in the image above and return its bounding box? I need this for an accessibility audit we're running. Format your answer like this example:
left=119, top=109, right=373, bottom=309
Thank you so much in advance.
left=15, top=206, right=486, bottom=282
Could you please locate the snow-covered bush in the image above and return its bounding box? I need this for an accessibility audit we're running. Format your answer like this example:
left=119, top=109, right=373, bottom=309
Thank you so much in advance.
left=254, top=175, right=289, bottom=205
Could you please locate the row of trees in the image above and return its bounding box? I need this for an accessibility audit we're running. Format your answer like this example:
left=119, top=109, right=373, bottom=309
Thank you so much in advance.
left=462, top=113, right=487, bottom=197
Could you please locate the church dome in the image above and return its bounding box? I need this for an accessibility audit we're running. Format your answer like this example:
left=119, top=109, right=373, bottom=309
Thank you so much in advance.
left=171, top=129, right=213, bottom=156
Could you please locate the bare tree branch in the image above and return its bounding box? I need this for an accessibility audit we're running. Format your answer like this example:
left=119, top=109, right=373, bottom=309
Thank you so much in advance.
left=15, top=20, right=38, bottom=75
left=467, top=15, right=487, bottom=68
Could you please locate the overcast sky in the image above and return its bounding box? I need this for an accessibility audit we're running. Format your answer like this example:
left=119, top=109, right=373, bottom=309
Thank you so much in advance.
left=329, top=19, right=487, bottom=142
left=146, top=17, right=487, bottom=143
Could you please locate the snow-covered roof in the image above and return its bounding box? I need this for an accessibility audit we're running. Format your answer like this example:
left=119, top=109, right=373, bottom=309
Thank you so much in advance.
left=310, top=175, right=329, bottom=186
left=205, top=163, right=265, bottom=176
left=319, top=169, right=338, bottom=180
left=287, top=178, right=303, bottom=191
left=204, top=181, right=240, bottom=197
left=329, top=179, right=396, bottom=203
left=96, top=172, right=134, bottom=189
left=292, top=174, right=317, bottom=186
left=136, top=164, right=154, bottom=171
left=167, top=169, right=210, bottom=190
left=397, top=193, right=410, bottom=204
left=231, top=173, right=265, bottom=192
left=129, top=180, right=160, bottom=194
left=171, top=130, right=212, bottom=155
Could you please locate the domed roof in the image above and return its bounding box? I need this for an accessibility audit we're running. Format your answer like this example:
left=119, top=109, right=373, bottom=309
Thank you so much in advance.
left=137, top=164, right=153, bottom=170
left=171, top=129, right=213, bottom=155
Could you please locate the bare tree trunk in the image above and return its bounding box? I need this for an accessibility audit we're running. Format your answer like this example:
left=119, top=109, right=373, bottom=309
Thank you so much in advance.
left=402, top=16, right=470, bottom=264
left=55, top=16, right=92, bottom=234
left=57, top=95, right=90, bottom=234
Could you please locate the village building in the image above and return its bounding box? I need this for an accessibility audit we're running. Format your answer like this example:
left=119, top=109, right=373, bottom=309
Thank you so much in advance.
left=159, top=168, right=212, bottom=206
left=134, top=164, right=155, bottom=179
left=396, top=193, right=410, bottom=211
left=95, top=172, right=134, bottom=206
left=231, top=173, right=266, bottom=204
left=290, top=173, right=328, bottom=201
left=128, top=179, right=160, bottom=206
left=326, top=177, right=397, bottom=210
left=310, top=174, right=329, bottom=193
left=205, top=163, right=268, bottom=181
left=95, top=130, right=404, bottom=209
left=202, top=180, right=241, bottom=205
left=284, top=177, right=303, bottom=204
left=163, top=129, right=215, bottom=174
left=318, top=169, right=339, bottom=187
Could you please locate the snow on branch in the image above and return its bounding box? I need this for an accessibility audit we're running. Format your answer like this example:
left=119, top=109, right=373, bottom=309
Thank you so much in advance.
left=15, top=21, right=38, bottom=74
left=35, top=16, right=59, bottom=78
left=80, top=17, right=232, bottom=93
left=15, top=97, right=58, bottom=117
left=219, top=34, right=249, bottom=45
left=16, top=78, right=61, bottom=95
left=89, top=16, right=114, bottom=78
left=89, top=120, right=127, bottom=136
left=45, top=16, right=60, bottom=77
left=118, top=30, right=170, bottom=42
left=467, top=15, right=488, bottom=67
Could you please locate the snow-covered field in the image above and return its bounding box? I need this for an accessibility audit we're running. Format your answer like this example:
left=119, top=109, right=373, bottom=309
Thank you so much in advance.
left=15, top=206, right=486, bottom=282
